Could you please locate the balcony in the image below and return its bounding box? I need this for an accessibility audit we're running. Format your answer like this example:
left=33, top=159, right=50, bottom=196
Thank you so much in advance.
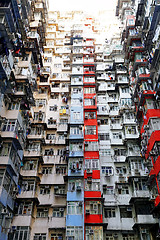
left=57, top=123, right=68, bottom=132
left=72, top=57, right=83, bottom=64
left=23, top=149, right=42, bottom=158
left=17, top=191, right=38, bottom=200
left=11, top=215, right=32, bottom=227
left=0, top=156, right=19, bottom=176
left=55, top=138, right=66, bottom=145
left=98, top=83, right=107, bottom=91
left=43, top=155, right=65, bottom=164
left=133, top=215, right=158, bottom=227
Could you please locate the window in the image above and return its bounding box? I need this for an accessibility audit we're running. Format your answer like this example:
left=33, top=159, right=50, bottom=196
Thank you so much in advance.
left=2, top=120, right=16, bottom=132
left=27, top=143, right=40, bottom=152
left=122, top=234, right=135, bottom=240
left=68, top=202, right=82, bottom=215
left=48, top=119, right=56, bottom=125
left=105, top=234, right=114, bottom=240
left=30, top=126, right=43, bottom=135
left=85, top=201, right=101, bottom=214
left=85, top=159, right=99, bottom=170
left=125, top=112, right=134, bottom=120
left=34, top=233, right=46, bottom=240
left=68, top=180, right=82, bottom=192
left=37, top=208, right=48, bottom=218
left=18, top=202, right=32, bottom=215
left=73, top=112, right=81, bottom=120
left=51, top=233, right=63, bottom=240
left=40, top=186, right=51, bottom=195
left=122, top=88, right=129, bottom=93
left=70, top=142, right=83, bottom=152
left=125, top=126, right=137, bottom=135
left=50, top=105, right=58, bottom=111
left=69, top=159, right=83, bottom=171
left=104, top=208, right=116, bottom=218
left=42, top=167, right=52, bottom=174
left=70, top=127, right=83, bottom=135
left=0, top=169, right=5, bottom=186
left=71, top=98, right=81, bottom=106
left=99, top=133, right=109, bottom=140
left=99, top=149, right=111, bottom=156
left=134, top=179, right=148, bottom=191
left=55, top=165, right=66, bottom=174
left=121, top=98, right=132, bottom=106
left=66, top=226, right=83, bottom=240
left=34, top=112, right=44, bottom=121
left=45, top=149, right=54, bottom=156
left=85, top=179, right=100, bottom=191
left=85, top=226, right=103, bottom=240
left=113, top=132, right=122, bottom=139
left=46, top=134, right=55, bottom=140
left=110, top=105, right=119, bottom=111
left=99, top=119, right=108, bottom=125
left=85, top=141, right=98, bottom=151
left=102, top=167, right=113, bottom=176
left=84, top=88, right=96, bottom=94
left=8, top=102, right=20, bottom=110
left=11, top=226, right=30, bottom=240
left=85, top=112, right=96, bottom=119
left=130, top=159, right=143, bottom=170
left=54, top=185, right=66, bottom=195
left=3, top=171, right=11, bottom=192
left=117, top=185, right=129, bottom=194
left=35, top=99, right=46, bottom=107
left=85, top=126, right=96, bottom=135
left=103, top=186, right=114, bottom=195
left=135, top=203, right=152, bottom=215
left=114, top=148, right=126, bottom=156
left=53, top=208, right=64, bottom=217
left=84, top=76, right=95, bottom=83
left=116, top=167, right=127, bottom=175
left=21, top=180, right=35, bottom=191
left=0, top=142, right=11, bottom=156
left=120, top=206, right=132, bottom=218
left=72, top=87, right=82, bottom=94
left=84, top=98, right=95, bottom=106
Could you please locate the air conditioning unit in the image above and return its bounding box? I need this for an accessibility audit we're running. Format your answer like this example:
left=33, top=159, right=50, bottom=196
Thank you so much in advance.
left=2, top=208, right=8, bottom=215
left=7, top=213, right=12, bottom=218
left=13, top=187, right=18, bottom=193
left=105, top=172, right=111, bottom=177
left=87, top=169, right=92, bottom=173
left=54, top=186, right=59, bottom=189
left=141, top=229, right=147, bottom=234
left=87, top=177, right=92, bottom=182
left=12, top=226, right=17, bottom=231
left=89, top=230, right=94, bottom=235
left=144, top=124, right=149, bottom=130
left=60, top=208, right=64, bottom=212
left=127, top=207, right=132, bottom=211
left=76, top=186, right=81, bottom=191
left=85, top=209, right=90, bottom=214
left=114, top=234, right=118, bottom=239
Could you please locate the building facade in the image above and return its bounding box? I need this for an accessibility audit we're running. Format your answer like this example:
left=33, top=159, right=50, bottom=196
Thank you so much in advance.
left=0, top=0, right=160, bottom=239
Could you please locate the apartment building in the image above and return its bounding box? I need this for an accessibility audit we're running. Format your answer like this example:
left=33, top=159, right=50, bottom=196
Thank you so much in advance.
left=0, top=0, right=160, bottom=239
